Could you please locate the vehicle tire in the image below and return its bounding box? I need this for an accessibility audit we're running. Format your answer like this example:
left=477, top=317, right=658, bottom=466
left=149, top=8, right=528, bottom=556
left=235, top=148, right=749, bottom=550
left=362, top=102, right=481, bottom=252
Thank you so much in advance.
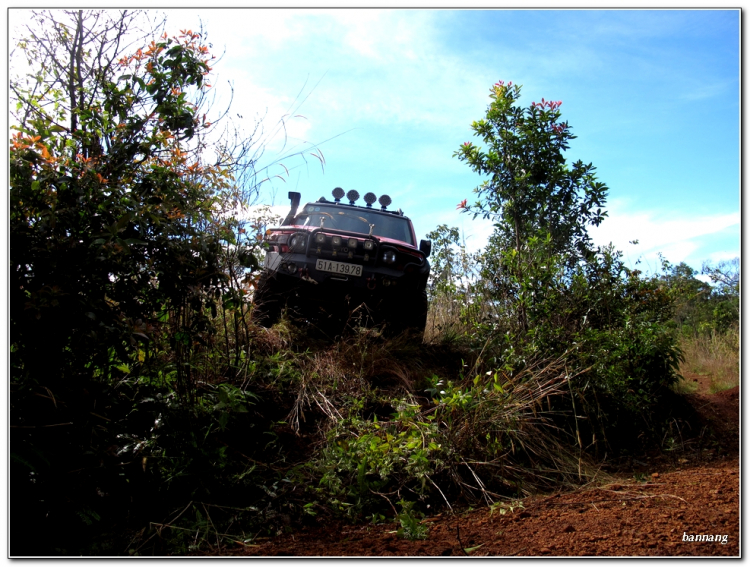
left=384, top=290, right=428, bottom=338
left=253, top=272, right=284, bottom=327
left=408, top=290, right=429, bottom=335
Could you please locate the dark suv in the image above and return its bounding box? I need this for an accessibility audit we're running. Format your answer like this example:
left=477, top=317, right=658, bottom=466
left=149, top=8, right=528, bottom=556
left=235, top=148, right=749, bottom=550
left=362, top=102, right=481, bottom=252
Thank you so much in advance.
left=254, top=188, right=432, bottom=336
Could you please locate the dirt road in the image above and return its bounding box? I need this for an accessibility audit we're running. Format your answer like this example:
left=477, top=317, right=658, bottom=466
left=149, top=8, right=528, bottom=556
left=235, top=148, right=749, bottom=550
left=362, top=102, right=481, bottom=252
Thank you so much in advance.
left=233, top=383, right=740, bottom=557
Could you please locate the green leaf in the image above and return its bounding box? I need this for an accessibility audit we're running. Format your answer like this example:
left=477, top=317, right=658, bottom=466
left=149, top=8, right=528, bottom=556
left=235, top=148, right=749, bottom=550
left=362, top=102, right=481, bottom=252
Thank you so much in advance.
left=113, top=212, right=132, bottom=232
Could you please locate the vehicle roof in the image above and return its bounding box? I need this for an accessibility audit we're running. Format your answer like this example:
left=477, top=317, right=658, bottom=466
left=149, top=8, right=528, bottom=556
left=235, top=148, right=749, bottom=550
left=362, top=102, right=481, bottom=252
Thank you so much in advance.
left=309, top=197, right=410, bottom=219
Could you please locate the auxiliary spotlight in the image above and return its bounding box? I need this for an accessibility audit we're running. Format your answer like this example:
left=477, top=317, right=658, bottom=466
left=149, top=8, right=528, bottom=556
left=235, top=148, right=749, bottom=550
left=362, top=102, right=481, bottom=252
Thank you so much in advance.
left=363, top=192, right=377, bottom=208
left=346, top=190, right=360, bottom=205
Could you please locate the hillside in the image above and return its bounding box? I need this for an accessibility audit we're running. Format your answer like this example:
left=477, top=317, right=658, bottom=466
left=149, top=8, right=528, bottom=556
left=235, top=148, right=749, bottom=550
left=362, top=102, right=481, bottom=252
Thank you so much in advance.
left=224, top=379, right=741, bottom=557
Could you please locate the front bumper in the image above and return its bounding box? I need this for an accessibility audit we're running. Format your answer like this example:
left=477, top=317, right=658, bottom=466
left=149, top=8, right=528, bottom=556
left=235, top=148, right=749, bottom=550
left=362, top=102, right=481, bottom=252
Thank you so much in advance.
left=263, top=227, right=429, bottom=297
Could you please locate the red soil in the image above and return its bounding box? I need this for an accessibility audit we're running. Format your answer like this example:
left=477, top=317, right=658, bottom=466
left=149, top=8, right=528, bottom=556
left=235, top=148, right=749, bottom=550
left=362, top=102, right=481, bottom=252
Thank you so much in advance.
left=228, top=384, right=740, bottom=557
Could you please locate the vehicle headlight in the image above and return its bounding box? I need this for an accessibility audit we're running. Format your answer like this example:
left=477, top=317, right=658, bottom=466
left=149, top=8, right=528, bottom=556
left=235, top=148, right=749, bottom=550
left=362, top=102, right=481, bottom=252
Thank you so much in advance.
left=382, top=250, right=397, bottom=265
left=348, top=238, right=357, bottom=248
left=315, top=233, right=326, bottom=244
left=289, top=234, right=307, bottom=251
left=269, top=233, right=289, bottom=244
left=332, top=236, right=342, bottom=247
left=364, top=240, right=375, bottom=251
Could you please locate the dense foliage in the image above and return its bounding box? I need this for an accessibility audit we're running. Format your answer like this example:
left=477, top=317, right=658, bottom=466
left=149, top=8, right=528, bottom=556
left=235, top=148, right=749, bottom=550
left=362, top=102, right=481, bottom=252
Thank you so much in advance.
left=450, top=81, right=686, bottom=451
left=10, top=10, right=277, bottom=555
left=660, top=258, right=740, bottom=335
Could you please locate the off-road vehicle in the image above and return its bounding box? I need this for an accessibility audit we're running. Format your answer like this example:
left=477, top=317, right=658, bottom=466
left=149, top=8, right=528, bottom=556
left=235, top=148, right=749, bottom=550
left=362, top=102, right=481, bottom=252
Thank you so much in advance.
left=254, top=188, right=432, bottom=336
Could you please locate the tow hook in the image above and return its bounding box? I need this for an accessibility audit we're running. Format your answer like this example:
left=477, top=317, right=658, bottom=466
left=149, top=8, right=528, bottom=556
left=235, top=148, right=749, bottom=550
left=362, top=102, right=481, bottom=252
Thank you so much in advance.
left=300, top=266, right=319, bottom=285
left=367, top=277, right=376, bottom=290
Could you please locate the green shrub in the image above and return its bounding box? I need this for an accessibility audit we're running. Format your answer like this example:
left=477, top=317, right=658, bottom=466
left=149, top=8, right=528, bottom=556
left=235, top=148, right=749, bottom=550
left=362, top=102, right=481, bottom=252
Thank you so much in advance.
left=310, top=400, right=446, bottom=520
left=451, top=80, right=685, bottom=454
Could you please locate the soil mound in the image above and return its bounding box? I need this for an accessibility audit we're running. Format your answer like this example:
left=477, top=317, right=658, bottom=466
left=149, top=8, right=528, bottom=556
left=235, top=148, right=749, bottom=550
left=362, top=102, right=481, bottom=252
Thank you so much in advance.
left=225, top=386, right=739, bottom=558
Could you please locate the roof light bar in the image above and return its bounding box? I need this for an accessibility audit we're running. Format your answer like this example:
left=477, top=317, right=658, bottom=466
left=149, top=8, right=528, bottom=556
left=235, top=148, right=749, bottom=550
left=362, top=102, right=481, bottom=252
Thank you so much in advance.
left=379, top=194, right=392, bottom=210
left=332, top=187, right=345, bottom=202
left=346, top=190, right=360, bottom=205
left=363, top=192, right=377, bottom=208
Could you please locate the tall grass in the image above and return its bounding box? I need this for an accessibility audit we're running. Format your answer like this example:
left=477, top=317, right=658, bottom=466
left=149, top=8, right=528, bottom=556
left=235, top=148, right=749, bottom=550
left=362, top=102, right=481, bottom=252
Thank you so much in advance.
left=679, top=325, right=739, bottom=393
left=424, top=294, right=474, bottom=342
left=299, top=336, right=605, bottom=521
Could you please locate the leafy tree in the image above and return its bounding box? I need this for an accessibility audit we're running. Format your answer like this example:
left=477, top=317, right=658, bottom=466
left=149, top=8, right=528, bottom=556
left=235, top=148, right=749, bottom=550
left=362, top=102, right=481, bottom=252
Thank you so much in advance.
left=12, top=11, right=163, bottom=138
left=423, top=225, right=484, bottom=336
left=702, top=257, right=740, bottom=294
left=453, top=82, right=609, bottom=331
left=656, top=258, right=740, bottom=335
left=425, top=224, right=463, bottom=300
left=454, top=81, right=608, bottom=262
left=9, top=12, right=273, bottom=553
left=659, top=260, right=712, bottom=334
left=702, top=257, right=740, bottom=330
left=452, top=81, right=683, bottom=453
left=10, top=11, right=256, bottom=387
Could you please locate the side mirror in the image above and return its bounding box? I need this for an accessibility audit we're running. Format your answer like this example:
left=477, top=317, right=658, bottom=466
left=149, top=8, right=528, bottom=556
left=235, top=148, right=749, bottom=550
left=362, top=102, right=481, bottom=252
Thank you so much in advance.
left=419, top=239, right=432, bottom=258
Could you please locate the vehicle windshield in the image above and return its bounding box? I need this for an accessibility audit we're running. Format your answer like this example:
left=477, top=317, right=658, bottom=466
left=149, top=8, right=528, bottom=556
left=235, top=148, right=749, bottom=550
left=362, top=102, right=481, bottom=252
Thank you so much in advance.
left=294, top=204, right=414, bottom=245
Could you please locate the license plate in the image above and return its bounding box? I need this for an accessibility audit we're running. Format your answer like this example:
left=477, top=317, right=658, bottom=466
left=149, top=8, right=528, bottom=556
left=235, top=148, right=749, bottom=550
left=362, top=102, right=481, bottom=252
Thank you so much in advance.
left=316, top=259, right=363, bottom=277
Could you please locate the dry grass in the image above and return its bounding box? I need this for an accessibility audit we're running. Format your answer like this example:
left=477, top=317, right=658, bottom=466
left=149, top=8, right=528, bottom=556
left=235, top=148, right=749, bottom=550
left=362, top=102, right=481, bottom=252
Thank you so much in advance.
left=678, top=326, right=739, bottom=394
left=442, top=356, right=608, bottom=496
left=672, top=376, right=699, bottom=395
left=269, top=325, right=442, bottom=434
left=424, top=294, right=471, bottom=342
left=423, top=290, right=502, bottom=344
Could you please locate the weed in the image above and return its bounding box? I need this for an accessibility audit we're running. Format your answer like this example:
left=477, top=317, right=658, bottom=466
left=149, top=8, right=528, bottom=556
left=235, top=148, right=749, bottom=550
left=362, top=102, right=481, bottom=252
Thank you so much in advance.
left=489, top=500, right=524, bottom=517
left=367, top=512, right=386, bottom=525
left=396, top=500, right=429, bottom=541
left=464, top=544, right=485, bottom=554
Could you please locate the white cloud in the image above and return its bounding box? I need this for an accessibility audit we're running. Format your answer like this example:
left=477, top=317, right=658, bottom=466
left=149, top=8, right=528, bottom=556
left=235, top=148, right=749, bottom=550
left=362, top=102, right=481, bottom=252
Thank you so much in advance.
left=410, top=207, right=494, bottom=253
left=590, top=199, right=739, bottom=268
left=460, top=217, right=495, bottom=253
left=707, top=250, right=741, bottom=263
left=241, top=203, right=290, bottom=223
left=679, top=79, right=736, bottom=102
left=165, top=9, right=302, bottom=51
left=418, top=199, right=740, bottom=272
left=194, top=9, right=487, bottom=131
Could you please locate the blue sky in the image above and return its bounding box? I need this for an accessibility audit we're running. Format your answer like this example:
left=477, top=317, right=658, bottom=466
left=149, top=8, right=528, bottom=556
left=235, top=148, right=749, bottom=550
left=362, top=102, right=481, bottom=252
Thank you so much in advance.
left=10, top=8, right=740, bottom=274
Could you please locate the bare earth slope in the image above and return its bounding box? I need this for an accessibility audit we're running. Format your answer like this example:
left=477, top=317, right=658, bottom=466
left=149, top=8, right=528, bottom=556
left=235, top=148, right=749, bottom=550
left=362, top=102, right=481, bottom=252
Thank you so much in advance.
left=232, top=384, right=740, bottom=558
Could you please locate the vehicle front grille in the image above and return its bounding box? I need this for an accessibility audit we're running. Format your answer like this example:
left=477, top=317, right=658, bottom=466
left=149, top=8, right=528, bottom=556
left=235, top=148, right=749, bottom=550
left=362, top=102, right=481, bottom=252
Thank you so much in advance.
left=304, top=229, right=379, bottom=266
